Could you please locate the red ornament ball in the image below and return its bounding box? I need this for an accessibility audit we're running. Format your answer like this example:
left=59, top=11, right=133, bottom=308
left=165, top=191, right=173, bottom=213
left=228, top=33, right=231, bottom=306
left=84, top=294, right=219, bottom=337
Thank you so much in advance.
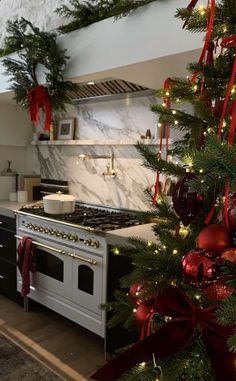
left=129, top=284, right=144, bottom=305
left=221, top=247, right=236, bottom=263
left=182, top=248, right=217, bottom=288
left=203, top=278, right=233, bottom=301
left=197, top=224, right=231, bottom=255
left=134, top=303, right=153, bottom=328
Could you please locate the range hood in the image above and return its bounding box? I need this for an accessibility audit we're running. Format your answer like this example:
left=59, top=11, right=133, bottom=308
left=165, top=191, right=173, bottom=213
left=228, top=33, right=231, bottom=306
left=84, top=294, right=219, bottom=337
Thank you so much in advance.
left=68, top=78, right=155, bottom=103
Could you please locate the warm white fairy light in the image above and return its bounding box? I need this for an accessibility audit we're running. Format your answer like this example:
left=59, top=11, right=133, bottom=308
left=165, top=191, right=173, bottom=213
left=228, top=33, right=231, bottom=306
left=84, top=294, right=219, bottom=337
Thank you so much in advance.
left=133, top=308, right=137, bottom=313
left=173, top=249, right=178, bottom=255
left=223, top=121, right=226, bottom=127
left=162, top=102, right=167, bottom=107
left=147, top=241, right=153, bottom=246
left=169, top=155, right=173, bottom=160
left=165, top=91, right=170, bottom=96
left=193, top=85, right=198, bottom=92
left=172, top=110, right=177, bottom=115
left=140, top=362, right=146, bottom=369
left=162, top=245, right=167, bottom=250
left=174, top=120, right=179, bottom=125
left=176, top=98, right=180, bottom=103
left=199, top=169, right=204, bottom=173
left=158, top=122, right=162, bottom=127
left=201, top=179, right=204, bottom=183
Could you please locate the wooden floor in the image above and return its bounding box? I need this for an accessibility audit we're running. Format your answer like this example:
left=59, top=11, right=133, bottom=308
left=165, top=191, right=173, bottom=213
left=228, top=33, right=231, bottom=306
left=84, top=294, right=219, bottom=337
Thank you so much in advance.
left=0, top=295, right=105, bottom=381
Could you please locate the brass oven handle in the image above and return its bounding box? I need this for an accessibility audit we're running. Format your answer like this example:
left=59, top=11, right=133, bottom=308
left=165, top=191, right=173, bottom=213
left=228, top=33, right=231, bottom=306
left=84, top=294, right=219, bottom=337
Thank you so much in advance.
left=14, top=235, right=97, bottom=266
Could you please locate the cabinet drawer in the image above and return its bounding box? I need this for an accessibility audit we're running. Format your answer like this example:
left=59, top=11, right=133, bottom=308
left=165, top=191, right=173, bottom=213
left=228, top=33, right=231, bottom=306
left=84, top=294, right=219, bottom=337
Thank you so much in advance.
left=0, top=259, right=17, bottom=301
left=0, top=215, right=16, bottom=232
left=0, top=230, right=16, bottom=263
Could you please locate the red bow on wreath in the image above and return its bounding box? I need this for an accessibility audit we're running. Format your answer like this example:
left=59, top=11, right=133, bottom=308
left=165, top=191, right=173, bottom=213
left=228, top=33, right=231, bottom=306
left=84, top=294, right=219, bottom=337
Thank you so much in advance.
left=91, top=286, right=236, bottom=381
left=27, top=85, right=52, bottom=131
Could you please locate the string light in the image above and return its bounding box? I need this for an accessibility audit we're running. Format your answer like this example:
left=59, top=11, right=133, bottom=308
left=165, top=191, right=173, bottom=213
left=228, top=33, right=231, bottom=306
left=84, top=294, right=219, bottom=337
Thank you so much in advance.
left=162, top=102, right=167, bottom=107
left=158, top=122, right=162, bottom=127
left=193, top=84, right=198, bottom=92
left=147, top=241, right=153, bottom=246
left=162, top=245, right=167, bottom=250
left=173, top=249, right=178, bottom=255
left=140, top=362, right=146, bottom=369
left=172, top=110, right=177, bottom=115
left=174, top=120, right=179, bottom=125
left=165, top=91, right=170, bottom=96
left=223, top=121, right=226, bottom=127
left=113, top=247, right=120, bottom=255
left=176, top=98, right=180, bottom=103
left=199, top=169, right=204, bottom=173
left=133, top=308, right=137, bottom=313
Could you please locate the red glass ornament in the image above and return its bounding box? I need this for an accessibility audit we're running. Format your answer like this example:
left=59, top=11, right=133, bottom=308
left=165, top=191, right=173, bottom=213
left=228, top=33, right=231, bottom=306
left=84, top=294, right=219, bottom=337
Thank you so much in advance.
left=135, top=303, right=152, bottom=328
left=182, top=248, right=217, bottom=288
left=221, top=247, right=236, bottom=263
left=172, top=173, right=203, bottom=226
left=129, top=284, right=143, bottom=305
left=197, top=224, right=231, bottom=255
left=203, top=278, right=233, bottom=301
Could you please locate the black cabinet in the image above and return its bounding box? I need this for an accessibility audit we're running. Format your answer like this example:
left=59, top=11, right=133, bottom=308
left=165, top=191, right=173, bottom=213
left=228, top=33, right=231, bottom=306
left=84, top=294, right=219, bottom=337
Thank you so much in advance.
left=0, top=214, right=17, bottom=301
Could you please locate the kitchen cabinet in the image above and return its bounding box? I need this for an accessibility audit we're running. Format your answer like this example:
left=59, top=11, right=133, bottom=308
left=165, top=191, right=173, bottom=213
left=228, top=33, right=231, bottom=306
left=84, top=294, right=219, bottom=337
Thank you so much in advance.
left=0, top=214, right=17, bottom=301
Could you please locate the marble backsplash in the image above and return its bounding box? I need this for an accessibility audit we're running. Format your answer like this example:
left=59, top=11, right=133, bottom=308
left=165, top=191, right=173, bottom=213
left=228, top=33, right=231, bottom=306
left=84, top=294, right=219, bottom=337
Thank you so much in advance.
left=36, top=95, right=175, bottom=210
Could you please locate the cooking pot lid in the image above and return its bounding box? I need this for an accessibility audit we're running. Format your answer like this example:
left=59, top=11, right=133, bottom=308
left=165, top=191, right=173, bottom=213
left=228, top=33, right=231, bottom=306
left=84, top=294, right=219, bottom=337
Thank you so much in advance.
left=43, top=193, right=76, bottom=202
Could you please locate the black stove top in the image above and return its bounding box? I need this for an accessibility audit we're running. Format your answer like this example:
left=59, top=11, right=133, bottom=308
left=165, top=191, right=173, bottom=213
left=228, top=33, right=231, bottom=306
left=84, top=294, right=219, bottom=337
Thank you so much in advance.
left=20, top=204, right=142, bottom=231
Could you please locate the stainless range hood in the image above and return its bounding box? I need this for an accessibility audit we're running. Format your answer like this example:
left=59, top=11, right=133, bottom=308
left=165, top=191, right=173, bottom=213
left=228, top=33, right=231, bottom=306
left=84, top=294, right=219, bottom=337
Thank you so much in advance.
left=68, top=78, right=155, bottom=103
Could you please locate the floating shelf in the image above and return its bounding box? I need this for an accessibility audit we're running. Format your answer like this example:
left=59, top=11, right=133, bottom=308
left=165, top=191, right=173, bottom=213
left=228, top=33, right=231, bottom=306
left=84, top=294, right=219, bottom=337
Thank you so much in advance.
left=31, top=139, right=173, bottom=146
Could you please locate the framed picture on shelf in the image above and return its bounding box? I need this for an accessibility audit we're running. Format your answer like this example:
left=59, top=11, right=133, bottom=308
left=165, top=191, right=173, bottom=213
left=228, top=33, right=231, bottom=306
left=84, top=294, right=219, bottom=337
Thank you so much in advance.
left=57, top=118, right=76, bottom=140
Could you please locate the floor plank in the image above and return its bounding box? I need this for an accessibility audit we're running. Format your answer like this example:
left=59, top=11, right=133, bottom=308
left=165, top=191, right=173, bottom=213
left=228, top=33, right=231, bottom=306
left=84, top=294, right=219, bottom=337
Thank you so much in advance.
left=0, top=295, right=105, bottom=380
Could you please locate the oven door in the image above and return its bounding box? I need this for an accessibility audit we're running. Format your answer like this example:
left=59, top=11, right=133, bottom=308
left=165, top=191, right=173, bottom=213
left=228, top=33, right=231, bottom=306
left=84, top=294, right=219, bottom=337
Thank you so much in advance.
left=72, top=250, right=103, bottom=316
left=17, top=237, right=73, bottom=300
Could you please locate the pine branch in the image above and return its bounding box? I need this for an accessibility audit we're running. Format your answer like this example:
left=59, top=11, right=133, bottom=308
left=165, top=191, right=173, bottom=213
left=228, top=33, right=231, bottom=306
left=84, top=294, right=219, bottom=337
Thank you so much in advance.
left=56, top=0, right=159, bottom=34
left=135, top=143, right=185, bottom=177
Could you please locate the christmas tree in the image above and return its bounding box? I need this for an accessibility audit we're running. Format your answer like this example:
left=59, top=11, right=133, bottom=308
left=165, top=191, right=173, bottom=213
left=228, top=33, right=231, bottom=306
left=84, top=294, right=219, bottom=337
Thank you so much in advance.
left=92, top=1, right=236, bottom=380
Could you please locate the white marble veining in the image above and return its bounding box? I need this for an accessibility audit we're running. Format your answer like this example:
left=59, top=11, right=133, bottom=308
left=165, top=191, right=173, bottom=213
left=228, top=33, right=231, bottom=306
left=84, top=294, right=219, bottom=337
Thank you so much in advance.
left=0, top=0, right=71, bottom=47
left=36, top=96, right=165, bottom=210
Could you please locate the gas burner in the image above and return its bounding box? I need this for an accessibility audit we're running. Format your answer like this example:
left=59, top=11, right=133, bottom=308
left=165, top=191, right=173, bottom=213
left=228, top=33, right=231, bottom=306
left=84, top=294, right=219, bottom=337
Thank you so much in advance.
left=20, top=204, right=142, bottom=231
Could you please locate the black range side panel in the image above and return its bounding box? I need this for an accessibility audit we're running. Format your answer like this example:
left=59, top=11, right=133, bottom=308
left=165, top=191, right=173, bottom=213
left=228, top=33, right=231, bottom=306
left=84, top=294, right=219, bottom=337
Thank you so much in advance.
left=105, top=246, right=138, bottom=358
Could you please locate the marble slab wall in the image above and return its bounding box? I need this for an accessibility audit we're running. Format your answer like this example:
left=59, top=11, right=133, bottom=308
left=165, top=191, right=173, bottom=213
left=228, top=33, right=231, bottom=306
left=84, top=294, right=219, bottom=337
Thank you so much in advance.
left=36, top=96, right=177, bottom=210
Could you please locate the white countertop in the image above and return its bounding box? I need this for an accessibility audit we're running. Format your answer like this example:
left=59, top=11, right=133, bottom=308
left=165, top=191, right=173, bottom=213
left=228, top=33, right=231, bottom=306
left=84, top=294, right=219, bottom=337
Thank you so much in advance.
left=0, top=201, right=27, bottom=218
left=106, top=223, right=158, bottom=245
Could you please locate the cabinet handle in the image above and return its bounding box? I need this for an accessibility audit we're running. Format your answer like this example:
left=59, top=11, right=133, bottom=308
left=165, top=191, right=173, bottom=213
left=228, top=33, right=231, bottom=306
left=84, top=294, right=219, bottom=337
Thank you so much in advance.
left=0, top=222, right=2, bottom=225
left=0, top=245, right=4, bottom=248
left=0, top=275, right=6, bottom=279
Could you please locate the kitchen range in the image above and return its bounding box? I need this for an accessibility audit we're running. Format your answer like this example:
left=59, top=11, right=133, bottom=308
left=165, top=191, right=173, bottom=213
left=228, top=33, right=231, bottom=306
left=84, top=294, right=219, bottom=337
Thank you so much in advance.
left=15, top=185, right=149, bottom=343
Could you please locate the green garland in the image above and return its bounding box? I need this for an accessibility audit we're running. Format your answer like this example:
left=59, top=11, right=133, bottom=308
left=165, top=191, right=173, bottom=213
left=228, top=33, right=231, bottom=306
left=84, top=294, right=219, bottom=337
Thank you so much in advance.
left=56, top=0, right=159, bottom=34
left=2, top=18, right=78, bottom=113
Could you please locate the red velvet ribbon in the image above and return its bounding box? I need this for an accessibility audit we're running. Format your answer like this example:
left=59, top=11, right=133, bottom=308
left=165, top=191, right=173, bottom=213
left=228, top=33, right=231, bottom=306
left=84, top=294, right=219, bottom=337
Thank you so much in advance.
left=27, top=85, right=52, bottom=131
left=182, top=0, right=199, bottom=29
left=152, top=79, right=171, bottom=204
left=91, top=286, right=236, bottom=381
left=191, top=0, right=215, bottom=84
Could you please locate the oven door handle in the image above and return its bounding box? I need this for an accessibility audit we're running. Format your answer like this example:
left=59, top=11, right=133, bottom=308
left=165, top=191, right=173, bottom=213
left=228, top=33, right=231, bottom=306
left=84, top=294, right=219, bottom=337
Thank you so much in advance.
left=14, top=235, right=97, bottom=266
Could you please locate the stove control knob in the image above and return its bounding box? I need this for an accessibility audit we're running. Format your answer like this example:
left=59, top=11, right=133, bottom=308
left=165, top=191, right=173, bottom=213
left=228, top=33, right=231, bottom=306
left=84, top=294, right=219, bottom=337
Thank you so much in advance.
left=34, top=225, right=40, bottom=231
left=44, top=228, right=49, bottom=234
left=91, top=240, right=100, bottom=248
left=55, top=230, right=60, bottom=237
left=50, top=229, right=56, bottom=236
left=84, top=239, right=92, bottom=246
left=39, top=226, right=44, bottom=232
left=71, top=234, right=78, bottom=242
left=26, top=223, right=32, bottom=229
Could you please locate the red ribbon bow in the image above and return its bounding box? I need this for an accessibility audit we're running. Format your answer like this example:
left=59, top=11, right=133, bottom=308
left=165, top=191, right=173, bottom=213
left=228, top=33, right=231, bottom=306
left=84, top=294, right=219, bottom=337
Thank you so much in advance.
left=91, top=286, right=236, bottom=381
left=27, top=85, right=52, bottom=131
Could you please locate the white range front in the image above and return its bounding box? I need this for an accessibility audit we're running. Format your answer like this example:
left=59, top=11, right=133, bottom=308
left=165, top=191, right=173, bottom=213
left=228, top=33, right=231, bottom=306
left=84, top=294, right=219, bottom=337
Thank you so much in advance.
left=16, top=212, right=108, bottom=338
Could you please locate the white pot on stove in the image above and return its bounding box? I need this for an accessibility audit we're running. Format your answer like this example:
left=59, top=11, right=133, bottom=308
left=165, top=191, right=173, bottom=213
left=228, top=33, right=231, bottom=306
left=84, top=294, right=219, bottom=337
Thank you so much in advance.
left=43, top=192, right=76, bottom=214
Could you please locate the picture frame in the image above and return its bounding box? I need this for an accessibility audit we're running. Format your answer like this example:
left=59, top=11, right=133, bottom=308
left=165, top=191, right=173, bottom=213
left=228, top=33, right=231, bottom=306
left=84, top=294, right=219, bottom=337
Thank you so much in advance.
left=57, top=118, right=76, bottom=140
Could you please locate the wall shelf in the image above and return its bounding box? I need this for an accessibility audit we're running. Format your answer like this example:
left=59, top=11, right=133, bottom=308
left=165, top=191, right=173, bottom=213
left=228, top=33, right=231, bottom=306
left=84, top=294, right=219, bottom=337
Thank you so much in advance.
left=31, top=139, right=173, bottom=146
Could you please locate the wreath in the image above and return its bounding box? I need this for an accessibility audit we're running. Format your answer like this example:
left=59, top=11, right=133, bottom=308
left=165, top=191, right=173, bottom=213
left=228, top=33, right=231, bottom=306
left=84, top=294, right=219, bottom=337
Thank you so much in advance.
left=2, top=18, right=78, bottom=131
